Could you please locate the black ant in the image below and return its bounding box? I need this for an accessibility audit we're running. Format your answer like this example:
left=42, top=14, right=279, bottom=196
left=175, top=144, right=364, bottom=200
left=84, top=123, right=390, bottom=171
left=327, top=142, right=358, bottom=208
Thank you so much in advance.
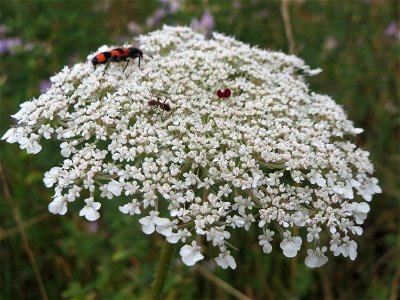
left=148, top=98, right=171, bottom=111
left=147, top=89, right=171, bottom=112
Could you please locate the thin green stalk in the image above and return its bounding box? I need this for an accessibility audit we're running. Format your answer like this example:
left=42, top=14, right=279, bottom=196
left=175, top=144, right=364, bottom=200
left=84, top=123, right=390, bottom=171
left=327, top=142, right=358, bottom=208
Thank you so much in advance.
left=150, top=240, right=174, bottom=300
left=0, top=164, right=48, bottom=300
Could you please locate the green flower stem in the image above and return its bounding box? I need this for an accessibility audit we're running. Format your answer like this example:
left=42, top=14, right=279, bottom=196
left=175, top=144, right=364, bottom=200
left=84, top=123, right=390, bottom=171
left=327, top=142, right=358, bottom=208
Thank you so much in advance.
left=150, top=240, right=174, bottom=300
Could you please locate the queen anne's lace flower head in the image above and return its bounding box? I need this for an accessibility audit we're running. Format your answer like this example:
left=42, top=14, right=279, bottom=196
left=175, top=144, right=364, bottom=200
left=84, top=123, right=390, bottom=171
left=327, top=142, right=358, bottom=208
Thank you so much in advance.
left=2, top=26, right=381, bottom=269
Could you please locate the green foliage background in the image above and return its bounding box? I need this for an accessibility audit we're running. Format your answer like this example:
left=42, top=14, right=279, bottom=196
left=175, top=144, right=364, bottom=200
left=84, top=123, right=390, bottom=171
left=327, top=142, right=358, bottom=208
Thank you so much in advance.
left=0, top=1, right=398, bottom=299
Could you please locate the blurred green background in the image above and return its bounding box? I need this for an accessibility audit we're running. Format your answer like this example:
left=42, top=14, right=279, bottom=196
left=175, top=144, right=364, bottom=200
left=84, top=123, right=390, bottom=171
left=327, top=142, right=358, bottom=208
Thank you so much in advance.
left=0, top=1, right=399, bottom=299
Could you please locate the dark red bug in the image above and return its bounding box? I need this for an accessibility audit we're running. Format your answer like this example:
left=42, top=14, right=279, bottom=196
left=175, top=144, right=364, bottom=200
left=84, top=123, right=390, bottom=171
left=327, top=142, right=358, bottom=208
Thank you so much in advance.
left=92, top=46, right=144, bottom=75
left=146, top=89, right=171, bottom=112
left=148, top=98, right=171, bottom=112
left=148, top=95, right=171, bottom=112
left=217, top=88, right=232, bottom=98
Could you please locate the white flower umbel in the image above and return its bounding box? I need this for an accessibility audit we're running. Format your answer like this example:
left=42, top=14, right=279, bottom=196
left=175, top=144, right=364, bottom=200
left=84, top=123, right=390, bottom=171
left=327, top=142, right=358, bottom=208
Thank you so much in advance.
left=2, top=26, right=381, bottom=268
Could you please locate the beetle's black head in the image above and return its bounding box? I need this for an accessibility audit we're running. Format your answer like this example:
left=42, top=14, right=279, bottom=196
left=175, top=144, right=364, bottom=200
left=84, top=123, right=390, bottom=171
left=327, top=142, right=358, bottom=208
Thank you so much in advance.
left=128, top=47, right=143, bottom=58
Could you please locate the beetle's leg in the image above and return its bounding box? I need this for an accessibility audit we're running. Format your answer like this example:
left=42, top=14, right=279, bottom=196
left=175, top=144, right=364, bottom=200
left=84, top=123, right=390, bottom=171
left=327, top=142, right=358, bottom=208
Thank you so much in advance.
left=122, top=58, right=130, bottom=73
left=103, top=56, right=118, bottom=76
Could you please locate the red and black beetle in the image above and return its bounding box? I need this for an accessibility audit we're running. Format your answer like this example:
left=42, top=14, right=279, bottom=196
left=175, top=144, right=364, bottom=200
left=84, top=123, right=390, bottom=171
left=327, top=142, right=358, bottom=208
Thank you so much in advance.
left=92, top=46, right=144, bottom=75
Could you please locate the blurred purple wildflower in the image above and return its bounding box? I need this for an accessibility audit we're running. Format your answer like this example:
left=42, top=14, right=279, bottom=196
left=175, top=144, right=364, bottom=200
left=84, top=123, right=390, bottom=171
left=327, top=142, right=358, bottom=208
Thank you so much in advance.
left=0, top=37, right=22, bottom=55
left=0, top=24, right=7, bottom=35
left=86, top=220, right=99, bottom=233
left=146, top=8, right=166, bottom=28
left=385, top=21, right=399, bottom=39
left=323, top=36, right=338, bottom=51
left=127, top=21, right=143, bottom=36
left=158, top=0, right=180, bottom=13
left=233, top=0, right=241, bottom=9
left=24, top=42, right=34, bottom=52
left=39, top=80, right=51, bottom=92
left=191, top=10, right=215, bottom=37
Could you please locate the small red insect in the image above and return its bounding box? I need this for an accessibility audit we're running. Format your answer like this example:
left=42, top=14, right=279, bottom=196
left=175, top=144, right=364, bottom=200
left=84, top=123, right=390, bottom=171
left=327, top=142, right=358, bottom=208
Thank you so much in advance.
left=216, top=88, right=232, bottom=98
left=91, top=46, right=144, bottom=75
left=147, top=90, right=171, bottom=112
left=148, top=97, right=171, bottom=112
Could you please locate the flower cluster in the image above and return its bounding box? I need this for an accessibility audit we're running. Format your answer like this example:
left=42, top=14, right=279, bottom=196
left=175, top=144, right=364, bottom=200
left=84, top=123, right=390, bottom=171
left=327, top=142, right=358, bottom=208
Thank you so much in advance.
left=2, top=26, right=381, bottom=269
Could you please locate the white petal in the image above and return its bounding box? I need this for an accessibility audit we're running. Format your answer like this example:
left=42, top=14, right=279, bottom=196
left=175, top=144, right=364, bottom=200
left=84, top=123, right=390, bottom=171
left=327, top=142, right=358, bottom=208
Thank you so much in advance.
left=374, top=186, right=382, bottom=194
left=27, top=141, right=42, bottom=154
left=283, top=247, right=298, bottom=258
left=280, top=241, right=299, bottom=258
left=349, top=248, right=357, bottom=260
left=43, top=177, right=55, bottom=187
left=18, top=136, right=29, bottom=146
left=305, top=255, right=318, bottom=268
left=58, top=204, right=68, bottom=215
left=166, top=233, right=181, bottom=244
left=63, top=130, right=74, bottom=138
left=156, top=225, right=173, bottom=237
left=85, top=208, right=100, bottom=221
left=92, top=202, right=101, bottom=210
left=215, top=256, right=228, bottom=269
left=227, top=255, right=237, bottom=269
left=61, top=147, right=71, bottom=157
left=316, top=176, right=326, bottom=187
left=343, top=187, right=354, bottom=199
left=179, top=245, right=193, bottom=257
left=79, top=206, right=89, bottom=217
left=350, top=179, right=361, bottom=187
left=316, top=256, right=328, bottom=267
left=1, top=128, right=16, bottom=143
left=358, top=202, right=370, bottom=213
left=352, top=226, right=363, bottom=235
left=182, top=253, right=197, bottom=266
left=307, top=233, right=313, bottom=242
left=153, top=217, right=170, bottom=226
left=360, top=190, right=372, bottom=202
left=190, top=252, right=204, bottom=265
left=119, top=203, right=133, bottom=214
left=293, top=236, right=302, bottom=247
left=180, top=243, right=204, bottom=266
left=107, top=180, right=122, bottom=196
left=141, top=222, right=155, bottom=235
left=49, top=199, right=66, bottom=214
left=262, top=242, right=272, bottom=254
left=139, top=216, right=150, bottom=226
